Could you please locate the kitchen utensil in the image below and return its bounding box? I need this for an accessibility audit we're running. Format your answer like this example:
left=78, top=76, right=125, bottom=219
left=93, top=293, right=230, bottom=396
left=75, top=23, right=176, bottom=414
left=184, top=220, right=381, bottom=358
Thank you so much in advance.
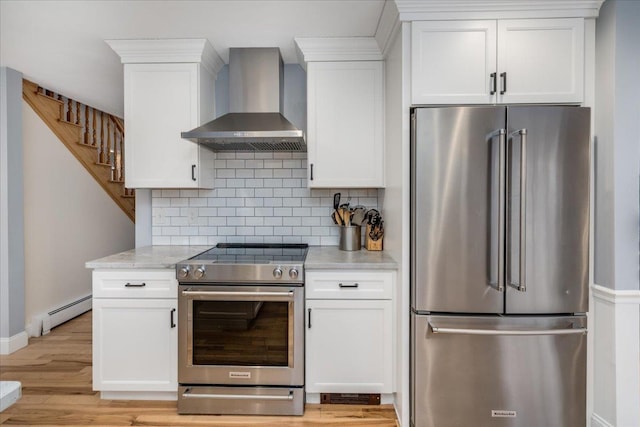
left=351, top=206, right=367, bottom=226
left=333, top=193, right=341, bottom=211
left=331, top=210, right=339, bottom=225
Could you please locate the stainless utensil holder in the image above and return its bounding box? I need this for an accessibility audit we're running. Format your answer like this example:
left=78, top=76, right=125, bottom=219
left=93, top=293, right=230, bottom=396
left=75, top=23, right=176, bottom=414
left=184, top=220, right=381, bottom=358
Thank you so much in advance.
left=339, top=226, right=361, bottom=251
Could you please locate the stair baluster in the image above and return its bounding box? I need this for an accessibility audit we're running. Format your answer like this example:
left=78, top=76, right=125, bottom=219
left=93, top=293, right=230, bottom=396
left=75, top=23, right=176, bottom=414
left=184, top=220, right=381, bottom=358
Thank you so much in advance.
left=23, top=79, right=134, bottom=221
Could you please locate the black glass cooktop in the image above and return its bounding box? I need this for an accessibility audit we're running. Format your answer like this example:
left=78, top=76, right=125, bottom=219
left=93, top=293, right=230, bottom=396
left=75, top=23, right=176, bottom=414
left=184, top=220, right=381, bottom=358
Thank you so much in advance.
left=189, top=243, right=308, bottom=264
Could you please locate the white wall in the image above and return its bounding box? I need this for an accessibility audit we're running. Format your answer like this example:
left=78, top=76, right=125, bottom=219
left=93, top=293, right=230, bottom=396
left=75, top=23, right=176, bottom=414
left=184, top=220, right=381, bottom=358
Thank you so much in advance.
left=0, top=67, right=27, bottom=354
left=22, top=102, right=134, bottom=335
left=592, top=1, right=640, bottom=425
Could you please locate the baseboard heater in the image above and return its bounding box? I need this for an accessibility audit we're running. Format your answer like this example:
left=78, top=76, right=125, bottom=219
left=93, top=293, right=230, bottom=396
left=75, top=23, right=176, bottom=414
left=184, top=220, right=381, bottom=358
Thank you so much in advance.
left=43, top=294, right=92, bottom=334
left=320, top=393, right=381, bottom=405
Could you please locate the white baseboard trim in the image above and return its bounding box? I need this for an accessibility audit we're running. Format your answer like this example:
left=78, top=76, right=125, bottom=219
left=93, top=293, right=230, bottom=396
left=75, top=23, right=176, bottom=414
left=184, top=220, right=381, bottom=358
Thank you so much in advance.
left=592, top=284, right=640, bottom=304
left=0, top=331, right=28, bottom=355
left=592, top=413, right=614, bottom=427
left=591, top=284, right=640, bottom=427
left=27, top=294, right=92, bottom=337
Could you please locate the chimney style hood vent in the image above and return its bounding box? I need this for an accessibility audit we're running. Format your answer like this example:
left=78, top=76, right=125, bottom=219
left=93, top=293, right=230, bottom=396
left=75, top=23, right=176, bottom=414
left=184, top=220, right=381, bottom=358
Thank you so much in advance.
left=182, top=48, right=306, bottom=152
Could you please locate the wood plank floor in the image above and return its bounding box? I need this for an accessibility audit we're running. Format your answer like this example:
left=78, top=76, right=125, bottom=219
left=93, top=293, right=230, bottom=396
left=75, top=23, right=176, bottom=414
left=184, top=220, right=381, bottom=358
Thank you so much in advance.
left=0, top=312, right=398, bottom=426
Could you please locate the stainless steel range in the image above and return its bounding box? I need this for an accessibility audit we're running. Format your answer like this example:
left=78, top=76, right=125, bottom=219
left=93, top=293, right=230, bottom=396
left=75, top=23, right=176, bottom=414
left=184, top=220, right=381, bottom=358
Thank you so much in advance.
left=176, top=243, right=307, bottom=416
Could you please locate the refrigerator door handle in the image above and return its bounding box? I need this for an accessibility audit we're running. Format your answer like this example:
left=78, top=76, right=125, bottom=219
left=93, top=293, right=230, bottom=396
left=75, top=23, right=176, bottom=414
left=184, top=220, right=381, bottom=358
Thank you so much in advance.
left=429, top=323, right=586, bottom=336
left=489, top=129, right=506, bottom=292
left=508, top=128, right=527, bottom=292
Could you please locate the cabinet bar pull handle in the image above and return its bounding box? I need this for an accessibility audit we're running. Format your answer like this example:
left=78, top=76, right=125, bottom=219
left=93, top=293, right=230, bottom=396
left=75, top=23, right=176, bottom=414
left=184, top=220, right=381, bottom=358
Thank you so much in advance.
left=488, top=129, right=506, bottom=292
left=308, top=308, right=312, bottom=329
left=430, top=324, right=586, bottom=336
left=507, top=129, right=527, bottom=292
left=124, top=282, right=146, bottom=287
left=182, top=388, right=294, bottom=401
left=490, top=72, right=497, bottom=95
left=500, top=72, right=507, bottom=95
left=170, top=308, right=176, bottom=328
left=191, top=164, right=196, bottom=181
left=310, top=163, right=314, bottom=181
left=338, top=283, right=359, bottom=288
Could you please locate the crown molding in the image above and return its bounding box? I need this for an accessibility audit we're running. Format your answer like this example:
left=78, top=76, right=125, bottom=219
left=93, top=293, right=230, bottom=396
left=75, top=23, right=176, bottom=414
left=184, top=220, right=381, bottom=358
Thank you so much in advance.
left=375, top=0, right=402, bottom=58
left=105, top=38, right=225, bottom=76
left=394, top=0, right=606, bottom=20
left=294, top=37, right=383, bottom=69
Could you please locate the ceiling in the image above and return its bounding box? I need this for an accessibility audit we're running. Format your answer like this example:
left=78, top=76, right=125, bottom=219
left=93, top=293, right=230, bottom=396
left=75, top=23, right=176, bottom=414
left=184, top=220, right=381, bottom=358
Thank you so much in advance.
left=0, top=0, right=386, bottom=116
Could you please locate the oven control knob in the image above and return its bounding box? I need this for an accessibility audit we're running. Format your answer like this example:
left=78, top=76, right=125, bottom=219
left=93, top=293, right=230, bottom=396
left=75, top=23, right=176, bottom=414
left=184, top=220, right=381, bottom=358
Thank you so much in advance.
left=289, top=268, right=299, bottom=279
left=193, top=266, right=205, bottom=279
left=273, top=267, right=283, bottom=279
left=178, top=266, right=190, bottom=279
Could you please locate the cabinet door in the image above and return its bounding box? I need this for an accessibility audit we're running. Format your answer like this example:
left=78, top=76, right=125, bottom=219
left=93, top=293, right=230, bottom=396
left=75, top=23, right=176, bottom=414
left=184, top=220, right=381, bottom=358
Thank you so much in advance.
left=411, top=21, right=497, bottom=105
left=497, top=18, right=584, bottom=104
left=306, top=299, right=393, bottom=393
left=93, top=298, right=177, bottom=391
left=307, top=61, right=384, bottom=188
left=124, top=63, right=210, bottom=188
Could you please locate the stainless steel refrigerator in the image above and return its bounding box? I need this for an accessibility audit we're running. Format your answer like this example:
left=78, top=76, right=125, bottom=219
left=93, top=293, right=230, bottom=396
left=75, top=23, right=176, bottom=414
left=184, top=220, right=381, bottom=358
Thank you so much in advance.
left=410, top=106, right=590, bottom=427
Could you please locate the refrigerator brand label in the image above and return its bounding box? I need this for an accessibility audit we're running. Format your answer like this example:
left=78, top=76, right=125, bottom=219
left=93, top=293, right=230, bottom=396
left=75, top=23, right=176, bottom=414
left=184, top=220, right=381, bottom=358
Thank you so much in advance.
left=492, top=410, right=517, bottom=418
left=229, top=371, right=251, bottom=379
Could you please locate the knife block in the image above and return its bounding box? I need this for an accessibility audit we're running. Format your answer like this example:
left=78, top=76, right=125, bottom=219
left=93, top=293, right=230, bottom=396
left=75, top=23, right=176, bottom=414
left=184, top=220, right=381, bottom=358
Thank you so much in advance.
left=365, top=224, right=383, bottom=251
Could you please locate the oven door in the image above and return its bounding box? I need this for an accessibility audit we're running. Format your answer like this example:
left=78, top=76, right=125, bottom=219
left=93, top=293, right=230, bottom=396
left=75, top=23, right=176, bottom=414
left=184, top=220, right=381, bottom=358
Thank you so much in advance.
left=178, top=285, right=304, bottom=386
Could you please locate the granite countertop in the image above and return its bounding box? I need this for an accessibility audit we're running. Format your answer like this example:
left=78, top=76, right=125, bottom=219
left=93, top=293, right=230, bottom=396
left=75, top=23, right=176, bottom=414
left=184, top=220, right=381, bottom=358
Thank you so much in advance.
left=305, top=246, right=397, bottom=270
left=86, top=245, right=398, bottom=270
left=85, top=245, right=210, bottom=269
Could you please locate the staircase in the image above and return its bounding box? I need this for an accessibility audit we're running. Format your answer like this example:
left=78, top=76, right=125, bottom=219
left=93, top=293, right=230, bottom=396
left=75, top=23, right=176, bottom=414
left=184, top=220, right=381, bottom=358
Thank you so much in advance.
left=22, top=79, right=135, bottom=222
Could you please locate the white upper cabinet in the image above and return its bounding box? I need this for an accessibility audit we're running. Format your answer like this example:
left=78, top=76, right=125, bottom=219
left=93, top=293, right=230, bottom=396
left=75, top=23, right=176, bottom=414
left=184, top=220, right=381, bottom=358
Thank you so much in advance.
left=107, top=39, right=223, bottom=188
left=295, top=38, right=385, bottom=188
left=412, top=20, right=497, bottom=104
left=307, top=61, right=384, bottom=188
left=496, top=18, right=584, bottom=104
left=411, top=18, right=584, bottom=105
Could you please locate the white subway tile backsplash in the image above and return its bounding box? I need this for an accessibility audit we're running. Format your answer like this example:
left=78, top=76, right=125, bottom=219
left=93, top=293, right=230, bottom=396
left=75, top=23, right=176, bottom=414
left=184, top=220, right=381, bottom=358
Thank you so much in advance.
left=247, top=217, right=266, bottom=226
left=171, top=236, right=190, bottom=245
left=264, top=160, right=283, bottom=169
left=255, top=169, right=273, bottom=178
left=255, top=188, right=273, bottom=198
left=150, top=153, right=379, bottom=246
left=227, top=217, right=246, bottom=226
left=283, top=217, right=302, bottom=226
left=217, top=169, right=236, bottom=178
left=162, top=189, right=180, bottom=198
left=236, top=169, right=255, bottom=178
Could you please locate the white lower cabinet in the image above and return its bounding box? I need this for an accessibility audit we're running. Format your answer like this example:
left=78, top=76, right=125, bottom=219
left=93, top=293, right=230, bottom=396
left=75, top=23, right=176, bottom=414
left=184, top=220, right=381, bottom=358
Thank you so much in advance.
left=305, top=271, right=394, bottom=395
left=92, top=270, right=177, bottom=397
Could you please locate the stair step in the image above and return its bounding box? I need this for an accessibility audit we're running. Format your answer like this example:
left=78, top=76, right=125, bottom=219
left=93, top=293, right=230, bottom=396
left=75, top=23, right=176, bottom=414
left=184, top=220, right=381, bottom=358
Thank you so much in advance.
left=77, top=142, right=97, bottom=149
left=35, top=91, right=63, bottom=105
left=122, top=194, right=135, bottom=198
left=95, top=162, right=112, bottom=167
left=58, top=119, right=83, bottom=129
left=110, top=179, right=124, bottom=184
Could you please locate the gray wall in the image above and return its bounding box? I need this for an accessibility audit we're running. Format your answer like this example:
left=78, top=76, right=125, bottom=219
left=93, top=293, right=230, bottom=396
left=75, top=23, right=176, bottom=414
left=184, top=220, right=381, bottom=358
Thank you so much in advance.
left=594, top=0, right=640, bottom=291
left=0, top=67, right=25, bottom=339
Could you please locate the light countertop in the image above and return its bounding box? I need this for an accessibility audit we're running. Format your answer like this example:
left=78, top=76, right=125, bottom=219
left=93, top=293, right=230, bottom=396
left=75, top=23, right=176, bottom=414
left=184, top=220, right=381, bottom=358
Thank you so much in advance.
left=86, top=245, right=397, bottom=270
left=85, top=245, right=209, bottom=269
left=305, top=246, right=397, bottom=270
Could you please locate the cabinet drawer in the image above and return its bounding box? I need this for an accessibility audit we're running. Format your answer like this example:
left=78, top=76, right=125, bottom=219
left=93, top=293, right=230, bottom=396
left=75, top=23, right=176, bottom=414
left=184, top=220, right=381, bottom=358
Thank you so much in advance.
left=93, top=270, right=177, bottom=299
left=306, top=271, right=393, bottom=300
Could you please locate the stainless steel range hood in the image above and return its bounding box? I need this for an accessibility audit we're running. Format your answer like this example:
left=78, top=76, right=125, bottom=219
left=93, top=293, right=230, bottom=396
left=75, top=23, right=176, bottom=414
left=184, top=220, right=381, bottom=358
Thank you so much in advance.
left=181, top=48, right=306, bottom=152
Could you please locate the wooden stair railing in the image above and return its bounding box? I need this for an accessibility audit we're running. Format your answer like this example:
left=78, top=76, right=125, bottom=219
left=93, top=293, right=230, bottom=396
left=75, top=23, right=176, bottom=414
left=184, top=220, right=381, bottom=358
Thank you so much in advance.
left=22, top=79, right=135, bottom=222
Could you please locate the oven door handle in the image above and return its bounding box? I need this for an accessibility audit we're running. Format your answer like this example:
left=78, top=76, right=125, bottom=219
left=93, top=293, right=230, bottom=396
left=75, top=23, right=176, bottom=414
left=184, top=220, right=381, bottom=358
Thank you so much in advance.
left=182, top=388, right=294, bottom=401
left=181, top=289, right=295, bottom=301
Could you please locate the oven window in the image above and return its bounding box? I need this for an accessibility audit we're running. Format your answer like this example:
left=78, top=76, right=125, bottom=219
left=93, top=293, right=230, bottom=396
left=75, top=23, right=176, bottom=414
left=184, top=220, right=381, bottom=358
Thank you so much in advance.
left=192, top=300, right=290, bottom=366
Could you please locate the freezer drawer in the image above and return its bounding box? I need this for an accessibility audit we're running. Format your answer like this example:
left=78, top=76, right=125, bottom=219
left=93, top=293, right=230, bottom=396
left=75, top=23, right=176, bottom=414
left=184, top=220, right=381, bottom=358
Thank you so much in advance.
left=411, top=314, right=586, bottom=427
